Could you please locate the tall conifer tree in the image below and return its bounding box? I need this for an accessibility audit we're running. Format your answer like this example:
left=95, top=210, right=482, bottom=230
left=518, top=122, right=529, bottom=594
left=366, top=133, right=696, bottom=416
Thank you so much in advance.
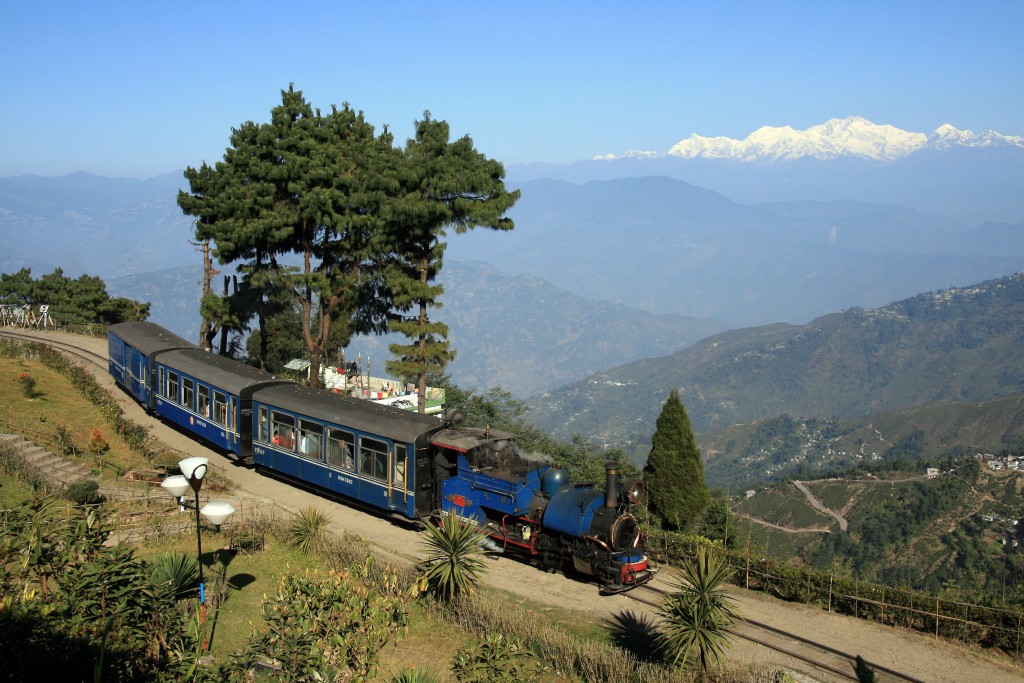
left=386, top=114, right=519, bottom=412
left=179, top=86, right=395, bottom=384
left=644, top=389, right=711, bottom=529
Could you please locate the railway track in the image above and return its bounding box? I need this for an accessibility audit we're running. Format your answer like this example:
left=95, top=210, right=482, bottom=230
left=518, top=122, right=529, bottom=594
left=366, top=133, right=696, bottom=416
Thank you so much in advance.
left=7, top=327, right=1021, bottom=682
left=0, top=328, right=108, bottom=371
left=626, top=580, right=926, bottom=683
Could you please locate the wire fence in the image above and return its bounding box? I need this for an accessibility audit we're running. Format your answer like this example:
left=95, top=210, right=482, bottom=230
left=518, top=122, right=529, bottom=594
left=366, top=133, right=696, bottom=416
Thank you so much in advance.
left=646, top=531, right=1024, bottom=658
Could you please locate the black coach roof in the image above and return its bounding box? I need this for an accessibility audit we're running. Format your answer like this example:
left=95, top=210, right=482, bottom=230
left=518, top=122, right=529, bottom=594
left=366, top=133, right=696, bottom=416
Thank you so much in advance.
left=253, top=382, right=442, bottom=443
left=431, top=427, right=516, bottom=453
left=157, top=348, right=288, bottom=394
left=108, top=321, right=196, bottom=356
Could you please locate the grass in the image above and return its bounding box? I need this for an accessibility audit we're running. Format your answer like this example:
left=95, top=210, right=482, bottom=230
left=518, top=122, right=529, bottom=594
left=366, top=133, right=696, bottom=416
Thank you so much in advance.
left=0, top=476, right=35, bottom=508
left=734, top=485, right=837, bottom=530
left=0, top=357, right=156, bottom=478
left=135, top=530, right=323, bottom=658
left=806, top=479, right=864, bottom=513
left=733, top=517, right=823, bottom=560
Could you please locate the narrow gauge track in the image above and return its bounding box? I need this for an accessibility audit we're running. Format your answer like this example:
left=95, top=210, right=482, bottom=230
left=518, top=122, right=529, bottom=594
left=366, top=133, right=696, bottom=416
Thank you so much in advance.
left=0, top=328, right=108, bottom=371
left=626, top=581, right=926, bottom=683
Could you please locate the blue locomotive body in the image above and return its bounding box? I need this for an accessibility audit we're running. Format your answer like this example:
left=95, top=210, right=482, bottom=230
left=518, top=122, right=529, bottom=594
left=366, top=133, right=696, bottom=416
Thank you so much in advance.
left=107, top=322, right=654, bottom=592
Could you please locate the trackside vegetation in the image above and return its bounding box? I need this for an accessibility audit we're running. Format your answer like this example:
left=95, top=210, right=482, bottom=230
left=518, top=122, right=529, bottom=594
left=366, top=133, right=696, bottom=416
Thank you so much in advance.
left=3, top=324, right=1023, bottom=673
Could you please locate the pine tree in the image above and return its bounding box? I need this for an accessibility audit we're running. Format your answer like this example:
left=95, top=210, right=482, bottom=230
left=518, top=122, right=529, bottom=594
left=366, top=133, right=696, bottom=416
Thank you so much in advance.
left=179, top=86, right=396, bottom=384
left=385, top=114, right=519, bottom=412
left=643, top=389, right=710, bottom=529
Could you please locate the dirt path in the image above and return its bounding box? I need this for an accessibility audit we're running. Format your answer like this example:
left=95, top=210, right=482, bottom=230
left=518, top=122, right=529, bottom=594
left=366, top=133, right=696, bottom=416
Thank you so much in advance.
left=22, top=329, right=1024, bottom=683
left=794, top=480, right=849, bottom=531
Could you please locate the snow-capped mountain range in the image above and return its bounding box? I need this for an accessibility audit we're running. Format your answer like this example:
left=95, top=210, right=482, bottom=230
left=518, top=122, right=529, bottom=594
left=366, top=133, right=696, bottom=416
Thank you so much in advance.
left=598, top=116, right=1024, bottom=163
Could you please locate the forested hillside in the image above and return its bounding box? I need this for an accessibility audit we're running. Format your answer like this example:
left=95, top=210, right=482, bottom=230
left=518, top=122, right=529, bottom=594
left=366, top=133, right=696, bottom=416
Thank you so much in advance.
left=529, top=272, right=1024, bottom=453
left=702, top=392, right=1024, bottom=489
left=732, top=457, right=1024, bottom=597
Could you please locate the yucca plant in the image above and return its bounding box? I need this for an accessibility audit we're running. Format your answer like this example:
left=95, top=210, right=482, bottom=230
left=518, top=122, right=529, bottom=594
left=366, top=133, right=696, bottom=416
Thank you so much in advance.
left=451, top=632, right=542, bottom=683
left=657, top=545, right=740, bottom=679
left=151, top=551, right=200, bottom=600
left=289, top=506, right=330, bottom=554
left=392, top=667, right=442, bottom=683
left=417, top=517, right=489, bottom=603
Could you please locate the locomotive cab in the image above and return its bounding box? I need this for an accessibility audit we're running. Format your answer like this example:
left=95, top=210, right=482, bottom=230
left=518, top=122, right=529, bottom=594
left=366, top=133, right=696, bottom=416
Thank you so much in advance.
left=431, top=426, right=549, bottom=523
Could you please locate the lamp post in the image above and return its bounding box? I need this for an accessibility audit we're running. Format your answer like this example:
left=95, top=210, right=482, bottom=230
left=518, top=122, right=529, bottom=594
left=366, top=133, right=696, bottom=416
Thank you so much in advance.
left=162, top=457, right=236, bottom=651
left=178, top=456, right=209, bottom=587
left=160, top=474, right=189, bottom=512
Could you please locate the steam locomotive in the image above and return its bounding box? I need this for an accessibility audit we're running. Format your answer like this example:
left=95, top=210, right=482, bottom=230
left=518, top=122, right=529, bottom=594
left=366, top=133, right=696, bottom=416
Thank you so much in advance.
left=108, top=321, right=654, bottom=592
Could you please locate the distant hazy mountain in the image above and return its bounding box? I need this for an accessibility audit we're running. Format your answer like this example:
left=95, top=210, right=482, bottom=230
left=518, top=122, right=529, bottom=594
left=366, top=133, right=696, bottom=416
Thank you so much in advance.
left=449, top=177, right=1024, bottom=327
left=507, top=117, right=1024, bottom=222
left=107, top=261, right=722, bottom=397
left=0, top=171, right=193, bottom=280
left=527, top=272, right=1024, bottom=449
left=4, top=126, right=1023, bottom=397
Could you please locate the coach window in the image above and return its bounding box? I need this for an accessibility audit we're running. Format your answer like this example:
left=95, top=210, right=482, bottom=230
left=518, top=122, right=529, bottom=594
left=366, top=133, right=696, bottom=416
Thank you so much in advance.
left=197, top=385, right=210, bottom=418
left=298, top=420, right=323, bottom=461
left=258, top=407, right=270, bottom=443
left=271, top=412, right=295, bottom=450
left=167, top=371, right=179, bottom=402
left=158, top=367, right=165, bottom=396
left=327, top=429, right=355, bottom=471
left=213, top=391, right=227, bottom=426
left=360, top=436, right=389, bottom=481
left=182, top=378, right=195, bottom=411
left=394, top=443, right=407, bottom=488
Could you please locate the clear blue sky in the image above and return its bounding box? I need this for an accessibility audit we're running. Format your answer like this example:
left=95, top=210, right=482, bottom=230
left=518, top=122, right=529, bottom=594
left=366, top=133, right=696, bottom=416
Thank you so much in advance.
left=2, top=0, right=1022, bottom=179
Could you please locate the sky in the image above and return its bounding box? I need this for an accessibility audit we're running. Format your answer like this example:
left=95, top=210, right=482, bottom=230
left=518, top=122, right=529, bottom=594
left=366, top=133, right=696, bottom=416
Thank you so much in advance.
left=2, top=0, right=1022, bottom=179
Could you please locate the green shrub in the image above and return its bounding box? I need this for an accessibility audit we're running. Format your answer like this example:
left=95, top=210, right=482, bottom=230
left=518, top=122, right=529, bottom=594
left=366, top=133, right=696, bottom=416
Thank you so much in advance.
left=64, top=479, right=102, bottom=505
left=17, top=372, right=38, bottom=398
left=451, top=633, right=542, bottom=683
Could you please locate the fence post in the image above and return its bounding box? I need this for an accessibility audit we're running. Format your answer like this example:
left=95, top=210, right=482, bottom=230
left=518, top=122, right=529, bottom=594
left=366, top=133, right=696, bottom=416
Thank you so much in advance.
left=881, top=587, right=885, bottom=624
left=746, top=542, right=750, bottom=590
left=936, top=596, right=940, bottom=639
left=828, top=575, right=833, bottom=613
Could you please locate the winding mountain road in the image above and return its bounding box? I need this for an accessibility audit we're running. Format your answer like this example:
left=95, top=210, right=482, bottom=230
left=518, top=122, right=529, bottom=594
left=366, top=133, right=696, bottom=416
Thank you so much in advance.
left=794, top=480, right=849, bottom=531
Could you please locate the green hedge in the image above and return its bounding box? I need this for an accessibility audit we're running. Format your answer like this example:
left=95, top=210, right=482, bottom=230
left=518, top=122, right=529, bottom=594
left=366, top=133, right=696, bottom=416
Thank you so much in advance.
left=645, top=527, right=1024, bottom=657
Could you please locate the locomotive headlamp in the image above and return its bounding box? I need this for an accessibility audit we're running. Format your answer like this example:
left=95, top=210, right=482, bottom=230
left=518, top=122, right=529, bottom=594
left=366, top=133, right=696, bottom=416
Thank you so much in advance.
left=622, top=479, right=645, bottom=505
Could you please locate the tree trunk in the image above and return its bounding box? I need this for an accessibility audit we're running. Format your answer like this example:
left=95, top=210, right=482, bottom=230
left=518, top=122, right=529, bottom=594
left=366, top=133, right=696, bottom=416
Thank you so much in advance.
left=198, top=238, right=219, bottom=352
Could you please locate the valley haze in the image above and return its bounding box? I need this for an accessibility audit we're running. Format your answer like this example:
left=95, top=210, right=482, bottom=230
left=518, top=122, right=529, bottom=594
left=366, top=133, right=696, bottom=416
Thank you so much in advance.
left=1, top=117, right=1022, bottom=402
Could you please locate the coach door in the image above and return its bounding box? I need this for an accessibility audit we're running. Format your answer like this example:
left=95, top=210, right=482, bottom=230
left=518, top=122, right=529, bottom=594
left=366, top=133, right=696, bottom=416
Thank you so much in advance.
left=128, top=347, right=148, bottom=404
left=389, top=442, right=409, bottom=511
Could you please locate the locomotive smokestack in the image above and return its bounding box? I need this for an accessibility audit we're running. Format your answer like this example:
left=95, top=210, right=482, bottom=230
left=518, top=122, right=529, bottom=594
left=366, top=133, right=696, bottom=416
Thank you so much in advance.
left=605, top=463, right=619, bottom=509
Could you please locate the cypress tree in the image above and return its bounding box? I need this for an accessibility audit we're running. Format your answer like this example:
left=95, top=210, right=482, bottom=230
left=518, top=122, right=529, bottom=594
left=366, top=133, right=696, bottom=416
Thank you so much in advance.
left=644, top=389, right=710, bottom=529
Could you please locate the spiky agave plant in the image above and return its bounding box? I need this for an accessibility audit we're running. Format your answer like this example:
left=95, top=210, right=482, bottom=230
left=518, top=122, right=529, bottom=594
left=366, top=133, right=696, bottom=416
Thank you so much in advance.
left=150, top=551, right=200, bottom=600
left=657, top=545, right=740, bottom=678
left=392, top=667, right=442, bottom=683
left=289, top=506, right=330, bottom=554
left=417, top=517, right=489, bottom=603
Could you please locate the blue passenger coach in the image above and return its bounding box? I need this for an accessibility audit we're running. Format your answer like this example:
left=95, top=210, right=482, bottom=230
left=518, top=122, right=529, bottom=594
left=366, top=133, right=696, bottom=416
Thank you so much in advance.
left=250, top=382, right=443, bottom=518
left=108, top=322, right=196, bottom=407
left=152, top=348, right=290, bottom=456
left=107, top=321, right=655, bottom=592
